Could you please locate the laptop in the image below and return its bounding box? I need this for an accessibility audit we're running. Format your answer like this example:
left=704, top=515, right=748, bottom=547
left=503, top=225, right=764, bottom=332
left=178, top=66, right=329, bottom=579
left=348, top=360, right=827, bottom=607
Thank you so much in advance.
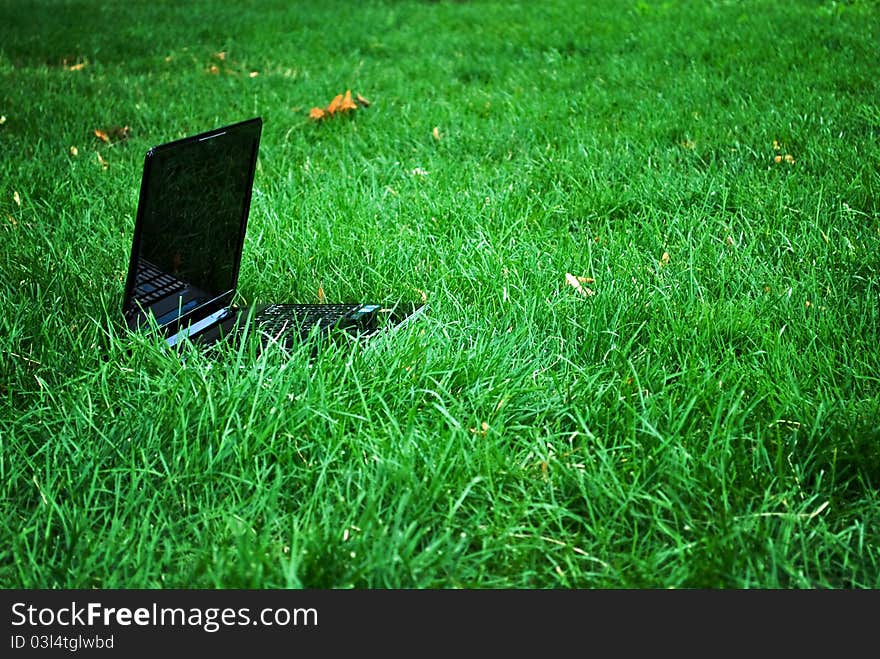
left=122, top=117, right=424, bottom=351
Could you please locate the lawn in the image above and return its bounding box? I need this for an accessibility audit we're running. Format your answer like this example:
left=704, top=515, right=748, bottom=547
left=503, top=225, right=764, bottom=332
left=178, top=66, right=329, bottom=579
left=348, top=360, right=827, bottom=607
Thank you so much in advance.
left=1, top=0, right=878, bottom=588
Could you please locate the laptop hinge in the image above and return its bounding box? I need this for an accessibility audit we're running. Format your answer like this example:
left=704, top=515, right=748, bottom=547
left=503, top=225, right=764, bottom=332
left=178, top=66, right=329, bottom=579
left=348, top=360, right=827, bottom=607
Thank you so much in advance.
left=165, top=308, right=232, bottom=348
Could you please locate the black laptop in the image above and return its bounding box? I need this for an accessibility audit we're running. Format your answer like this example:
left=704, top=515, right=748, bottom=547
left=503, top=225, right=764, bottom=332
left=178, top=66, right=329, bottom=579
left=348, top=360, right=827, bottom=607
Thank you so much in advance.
left=122, top=117, right=424, bottom=351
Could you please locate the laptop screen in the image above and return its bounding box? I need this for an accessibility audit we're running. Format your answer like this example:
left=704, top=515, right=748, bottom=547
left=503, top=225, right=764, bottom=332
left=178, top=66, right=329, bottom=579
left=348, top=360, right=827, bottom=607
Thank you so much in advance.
left=123, top=118, right=262, bottom=331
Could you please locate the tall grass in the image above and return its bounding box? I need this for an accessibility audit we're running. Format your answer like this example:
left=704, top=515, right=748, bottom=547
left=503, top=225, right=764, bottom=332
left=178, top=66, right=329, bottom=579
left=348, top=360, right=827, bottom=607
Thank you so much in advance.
left=1, top=0, right=878, bottom=587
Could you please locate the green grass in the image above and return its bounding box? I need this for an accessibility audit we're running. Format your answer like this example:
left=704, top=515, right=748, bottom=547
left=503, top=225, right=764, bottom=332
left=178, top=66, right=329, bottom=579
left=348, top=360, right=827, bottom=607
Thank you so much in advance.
left=1, top=0, right=879, bottom=588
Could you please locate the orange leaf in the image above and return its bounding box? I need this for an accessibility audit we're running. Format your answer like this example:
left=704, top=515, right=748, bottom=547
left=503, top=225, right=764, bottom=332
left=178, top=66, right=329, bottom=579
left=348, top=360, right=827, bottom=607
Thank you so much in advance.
left=93, top=129, right=110, bottom=143
left=356, top=93, right=371, bottom=107
left=339, top=90, right=357, bottom=112
left=317, top=282, right=326, bottom=304
left=309, top=107, right=326, bottom=121
left=326, top=94, right=344, bottom=115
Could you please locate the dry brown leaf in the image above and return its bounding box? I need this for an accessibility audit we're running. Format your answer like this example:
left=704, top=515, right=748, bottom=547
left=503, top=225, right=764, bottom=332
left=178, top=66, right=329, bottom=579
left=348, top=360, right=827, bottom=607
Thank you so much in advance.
left=108, top=125, right=131, bottom=142
left=312, top=90, right=362, bottom=121
left=326, top=94, right=344, bottom=115
left=565, top=272, right=594, bottom=297
left=356, top=93, right=371, bottom=107
left=94, top=129, right=110, bottom=144
left=469, top=421, right=489, bottom=437
left=339, top=90, right=357, bottom=112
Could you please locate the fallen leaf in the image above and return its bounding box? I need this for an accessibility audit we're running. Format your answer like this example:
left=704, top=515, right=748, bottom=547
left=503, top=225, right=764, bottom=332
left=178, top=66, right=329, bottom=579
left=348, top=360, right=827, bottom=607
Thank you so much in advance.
left=784, top=154, right=795, bottom=164
left=565, top=272, right=594, bottom=297
left=432, top=126, right=441, bottom=141
left=108, top=125, right=131, bottom=142
left=67, top=62, right=87, bottom=71
left=94, top=129, right=110, bottom=144
left=0, top=116, right=6, bottom=125
left=214, top=51, right=226, bottom=61
left=208, top=64, right=220, bottom=75
left=469, top=421, right=490, bottom=437
left=356, top=93, right=371, bottom=107
left=326, top=93, right=344, bottom=115
left=339, top=89, right=357, bottom=112
left=96, top=153, right=108, bottom=170
left=13, top=191, right=21, bottom=206
left=249, top=71, right=259, bottom=78
left=6, top=214, right=16, bottom=228
left=773, top=139, right=781, bottom=152
left=660, top=251, right=670, bottom=266
left=69, top=146, right=78, bottom=156
left=317, top=282, right=326, bottom=303
left=311, top=90, right=362, bottom=121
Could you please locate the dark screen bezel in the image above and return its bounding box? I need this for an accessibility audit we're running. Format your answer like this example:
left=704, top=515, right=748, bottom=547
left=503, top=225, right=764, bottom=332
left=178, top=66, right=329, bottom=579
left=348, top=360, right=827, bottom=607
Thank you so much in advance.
left=122, top=117, right=263, bottom=334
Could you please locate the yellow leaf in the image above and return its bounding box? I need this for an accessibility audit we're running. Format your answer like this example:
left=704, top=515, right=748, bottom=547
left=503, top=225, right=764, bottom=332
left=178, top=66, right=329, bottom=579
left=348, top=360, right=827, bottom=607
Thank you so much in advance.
left=660, top=251, right=670, bottom=266
left=432, top=126, right=441, bottom=141
left=69, top=146, right=78, bottom=156
left=249, top=71, right=259, bottom=78
left=13, top=191, right=21, bottom=206
left=67, top=62, right=87, bottom=71
left=356, top=93, right=371, bottom=107
left=317, top=282, right=326, bottom=304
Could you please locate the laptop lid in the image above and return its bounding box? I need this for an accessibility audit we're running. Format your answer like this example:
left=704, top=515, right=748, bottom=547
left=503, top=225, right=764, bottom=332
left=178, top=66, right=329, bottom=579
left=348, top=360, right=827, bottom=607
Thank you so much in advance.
left=122, top=117, right=262, bottom=335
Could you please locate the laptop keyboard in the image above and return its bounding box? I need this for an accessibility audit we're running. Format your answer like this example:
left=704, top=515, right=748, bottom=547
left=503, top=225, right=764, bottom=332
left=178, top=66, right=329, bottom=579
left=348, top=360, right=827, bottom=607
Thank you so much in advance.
left=135, top=262, right=186, bottom=305
left=255, top=303, right=360, bottom=342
